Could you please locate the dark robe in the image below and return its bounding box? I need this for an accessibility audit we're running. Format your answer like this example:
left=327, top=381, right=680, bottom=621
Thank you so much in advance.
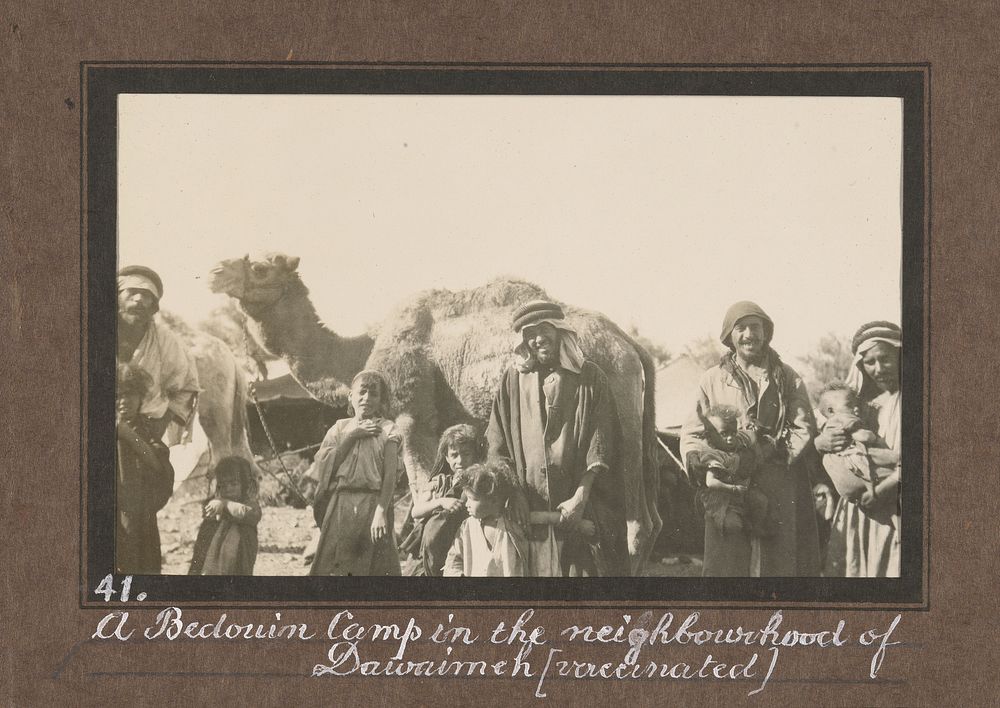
left=116, top=417, right=174, bottom=574
left=188, top=500, right=261, bottom=576
left=398, top=473, right=467, bottom=577
left=487, top=361, right=629, bottom=576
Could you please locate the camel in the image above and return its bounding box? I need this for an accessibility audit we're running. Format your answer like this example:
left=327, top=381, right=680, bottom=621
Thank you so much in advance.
left=209, top=253, right=662, bottom=574
left=158, top=311, right=254, bottom=470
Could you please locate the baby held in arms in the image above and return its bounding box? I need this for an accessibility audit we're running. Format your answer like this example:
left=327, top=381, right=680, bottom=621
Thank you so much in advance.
left=689, top=405, right=777, bottom=538
left=817, top=382, right=899, bottom=521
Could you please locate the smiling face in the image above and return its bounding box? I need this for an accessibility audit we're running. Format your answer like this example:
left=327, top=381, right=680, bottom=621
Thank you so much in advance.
left=861, top=341, right=900, bottom=394
left=522, top=322, right=561, bottom=368
left=117, top=287, right=157, bottom=328
left=350, top=376, right=383, bottom=419
left=730, top=315, right=767, bottom=363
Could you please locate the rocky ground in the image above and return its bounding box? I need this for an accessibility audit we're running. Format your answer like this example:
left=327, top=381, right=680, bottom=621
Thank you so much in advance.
left=158, top=494, right=702, bottom=577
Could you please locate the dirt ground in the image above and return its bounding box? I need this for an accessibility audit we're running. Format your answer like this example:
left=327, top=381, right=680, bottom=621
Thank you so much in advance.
left=158, top=494, right=703, bottom=577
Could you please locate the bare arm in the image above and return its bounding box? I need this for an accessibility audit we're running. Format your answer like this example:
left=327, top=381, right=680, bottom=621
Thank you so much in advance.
left=377, top=439, right=399, bottom=511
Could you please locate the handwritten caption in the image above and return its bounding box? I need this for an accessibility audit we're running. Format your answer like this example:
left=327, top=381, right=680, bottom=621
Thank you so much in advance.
left=91, top=576, right=902, bottom=698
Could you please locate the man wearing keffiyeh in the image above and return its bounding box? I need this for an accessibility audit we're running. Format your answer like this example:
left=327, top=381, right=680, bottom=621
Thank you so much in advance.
left=680, top=301, right=821, bottom=577
left=486, top=300, right=629, bottom=577
left=117, top=265, right=200, bottom=441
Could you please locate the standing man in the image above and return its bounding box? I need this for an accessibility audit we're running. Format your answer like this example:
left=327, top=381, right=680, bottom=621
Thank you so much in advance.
left=486, top=300, right=629, bottom=577
left=117, top=265, right=200, bottom=441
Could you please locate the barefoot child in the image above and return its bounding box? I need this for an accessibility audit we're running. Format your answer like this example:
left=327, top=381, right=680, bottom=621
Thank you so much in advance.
left=309, top=370, right=403, bottom=576
left=188, top=456, right=261, bottom=575
left=116, top=362, right=175, bottom=574
left=443, top=461, right=527, bottom=577
left=688, top=405, right=776, bottom=538
left=817, top=382, right=898, bottom=524
left=400, top=424, right=482, bottom=576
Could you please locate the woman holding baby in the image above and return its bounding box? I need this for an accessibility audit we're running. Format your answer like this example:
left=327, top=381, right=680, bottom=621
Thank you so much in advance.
left=815, top=322, right=902, bottom=578
left=681, top=301, right=822, bottom=577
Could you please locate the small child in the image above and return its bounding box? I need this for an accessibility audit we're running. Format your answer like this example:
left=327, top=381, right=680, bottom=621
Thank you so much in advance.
left=116, top=362, right=175, bottom=574
left=442, top=461, right=527, bottom=577
left=309, top=370, right=403, bottom=576
left=689, top=405, right=776, bottom=538
left=817, top=382, right=897, bottom=522
left=188, top=456, right=261, bottom=576
left=399, top=424, right=482, bottom=576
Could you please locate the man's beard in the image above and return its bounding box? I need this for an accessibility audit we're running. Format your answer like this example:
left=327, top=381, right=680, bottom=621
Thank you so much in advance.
left=119, top=308, right=152, bottom=328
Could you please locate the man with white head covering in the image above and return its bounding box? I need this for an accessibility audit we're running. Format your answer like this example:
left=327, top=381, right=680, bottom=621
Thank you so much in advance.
left=486, top=300, right=629, bottom=577
left=117, top=265, right=200, bottom=440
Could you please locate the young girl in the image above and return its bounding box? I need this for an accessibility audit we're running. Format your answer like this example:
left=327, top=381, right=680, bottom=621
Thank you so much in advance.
left=399, top=424, right=482, bottom=576
left=309, top=370, right=403, bottom=576
left=442, top=461, right=526, bottom=577
left=116, top=362, right=174, bottom=574
left=188, top=456, right=261, bottom=576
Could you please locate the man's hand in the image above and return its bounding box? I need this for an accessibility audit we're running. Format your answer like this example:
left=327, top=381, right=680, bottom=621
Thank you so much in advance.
left=815, top=425, right=850, bottom=454
left=813, top=483, right=836, bottom=520
left=204, top=499, right=225, bottom=518
left=507, top=488, right=530, bottom=528
left=439, top=497, right=463, bottom=514
left=370, top=505, right=388, bottom=543
left=557, top=490, right=588, bottom=526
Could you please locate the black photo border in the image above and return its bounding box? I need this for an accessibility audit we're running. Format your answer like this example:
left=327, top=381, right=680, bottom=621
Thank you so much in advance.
left=82, top=63, right=929, bottom=609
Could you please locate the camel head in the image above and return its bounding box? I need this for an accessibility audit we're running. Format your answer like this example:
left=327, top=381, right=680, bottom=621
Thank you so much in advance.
left=209, top=253, right=301, bottom=307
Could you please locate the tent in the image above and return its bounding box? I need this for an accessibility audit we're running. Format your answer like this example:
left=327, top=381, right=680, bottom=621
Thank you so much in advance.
left=246, top=374, right=345, bottom=458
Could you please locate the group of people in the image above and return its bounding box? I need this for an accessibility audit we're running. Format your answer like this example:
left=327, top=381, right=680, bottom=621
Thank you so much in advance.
left=116, top=265, right=260, bottom=576
left=308, top=300, right=629, bottom=578
left=115, top=264, right=903, bottom=579
left=679, top=303, right=902, bottom=578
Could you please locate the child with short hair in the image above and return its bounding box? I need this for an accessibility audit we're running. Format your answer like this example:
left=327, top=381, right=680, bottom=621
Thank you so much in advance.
left=188, top=456, right=261, bottom=575
left=116, top=362, right=175, bottom=574
left=400, top=424, right=482, bottom=576
left=687, top=404, right=776, bottom=538
left=309, top=370, right=403, bottom=576
left=817, top=382, right=897, bottom=523
left=442, top=461, right=527, bottom=577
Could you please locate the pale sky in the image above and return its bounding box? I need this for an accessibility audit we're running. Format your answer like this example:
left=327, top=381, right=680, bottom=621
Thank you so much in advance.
left=118, top=94, right=902, bottom=361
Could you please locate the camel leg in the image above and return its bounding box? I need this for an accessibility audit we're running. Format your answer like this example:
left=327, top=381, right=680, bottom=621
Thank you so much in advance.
left=394, top=413, right=438, bottom=486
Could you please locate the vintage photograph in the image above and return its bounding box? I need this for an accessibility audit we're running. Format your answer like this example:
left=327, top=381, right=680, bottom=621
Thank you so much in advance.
left=105, top=80, right=912, bottom=590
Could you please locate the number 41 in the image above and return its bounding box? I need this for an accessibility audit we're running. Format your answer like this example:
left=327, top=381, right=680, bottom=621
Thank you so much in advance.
left=94, top=574, right=138, bottom=602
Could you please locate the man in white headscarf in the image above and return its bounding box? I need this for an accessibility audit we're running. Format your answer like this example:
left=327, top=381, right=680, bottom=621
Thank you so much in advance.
left=486, top=300, right=629, bottom=577
left=117, top=265, right=200, bottom=441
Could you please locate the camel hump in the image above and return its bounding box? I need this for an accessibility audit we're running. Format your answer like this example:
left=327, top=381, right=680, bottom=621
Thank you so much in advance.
left=381, top=278, right=550, bottom=340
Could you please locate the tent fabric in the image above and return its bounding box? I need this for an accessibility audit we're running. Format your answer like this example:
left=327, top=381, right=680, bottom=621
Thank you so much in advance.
left=654, top=355, right=706, bottom=432
left=249, top=374, right=314, bottom=403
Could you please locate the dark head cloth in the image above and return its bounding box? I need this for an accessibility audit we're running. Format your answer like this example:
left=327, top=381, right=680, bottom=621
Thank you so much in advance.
left=512, top=300, right=565, bottom=332
left=851, top=320, right=901, bottom=354
left=118, top=265, right=164, bottom=300
left=719, top=300, right=774, bottom=348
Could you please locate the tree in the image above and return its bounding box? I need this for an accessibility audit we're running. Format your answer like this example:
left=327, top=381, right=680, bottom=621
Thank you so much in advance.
left=683, top=335, right=726, bottom=370
left=798, top=332, right=854, bottom=404
left=627, top=325, right=672, bottom=367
